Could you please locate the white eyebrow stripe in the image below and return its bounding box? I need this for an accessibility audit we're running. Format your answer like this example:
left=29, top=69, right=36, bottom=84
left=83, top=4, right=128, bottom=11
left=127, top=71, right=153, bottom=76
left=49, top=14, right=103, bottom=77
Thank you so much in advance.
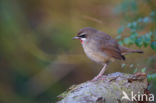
left=79, top=32, right=87, bottom=37
left=80, top=33, right=86, bottom=36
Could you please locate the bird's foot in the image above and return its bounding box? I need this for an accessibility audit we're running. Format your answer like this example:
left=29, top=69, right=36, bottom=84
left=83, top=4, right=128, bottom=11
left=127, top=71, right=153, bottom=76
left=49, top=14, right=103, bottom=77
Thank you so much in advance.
left=91, top=64, right=107, bottom=82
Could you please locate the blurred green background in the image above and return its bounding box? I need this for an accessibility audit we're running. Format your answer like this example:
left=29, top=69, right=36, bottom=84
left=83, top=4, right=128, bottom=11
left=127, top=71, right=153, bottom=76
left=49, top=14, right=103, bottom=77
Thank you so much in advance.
left=0, top=0, right=156, bottom=103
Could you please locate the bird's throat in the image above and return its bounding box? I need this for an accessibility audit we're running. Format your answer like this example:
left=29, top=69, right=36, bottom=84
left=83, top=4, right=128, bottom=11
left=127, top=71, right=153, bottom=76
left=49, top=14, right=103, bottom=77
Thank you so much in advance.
left=80, top=40, right=83, bottom=43
left=80, top=38, right=86, bottom=44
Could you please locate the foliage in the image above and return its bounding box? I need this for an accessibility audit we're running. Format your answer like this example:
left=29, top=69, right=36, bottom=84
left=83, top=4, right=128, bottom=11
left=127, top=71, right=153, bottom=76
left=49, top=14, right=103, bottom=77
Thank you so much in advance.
left=148, top=74, right=156, bottom=82
left=115, top=0, right=156, bottom=49
left=116, top=0, right=156, bottom=88
left=116, top=12, right=156, bottom=49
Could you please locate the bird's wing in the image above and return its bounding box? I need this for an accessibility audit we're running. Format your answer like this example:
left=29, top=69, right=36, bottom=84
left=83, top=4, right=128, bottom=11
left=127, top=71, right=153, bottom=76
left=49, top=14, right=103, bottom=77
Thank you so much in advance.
left=97, top=32, right=125, bottom=60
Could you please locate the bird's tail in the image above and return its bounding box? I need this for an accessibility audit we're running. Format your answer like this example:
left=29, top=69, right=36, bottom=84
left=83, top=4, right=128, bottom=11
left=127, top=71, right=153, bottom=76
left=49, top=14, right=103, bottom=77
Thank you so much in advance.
left=119, top=46, right=143, bottom=55
left=125, top=49, right=143, bottom=54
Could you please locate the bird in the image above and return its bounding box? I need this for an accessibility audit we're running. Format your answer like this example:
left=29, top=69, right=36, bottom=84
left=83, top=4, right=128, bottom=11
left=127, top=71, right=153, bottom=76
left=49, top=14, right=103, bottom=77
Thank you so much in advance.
left=72, top=27, right=143, bottom=81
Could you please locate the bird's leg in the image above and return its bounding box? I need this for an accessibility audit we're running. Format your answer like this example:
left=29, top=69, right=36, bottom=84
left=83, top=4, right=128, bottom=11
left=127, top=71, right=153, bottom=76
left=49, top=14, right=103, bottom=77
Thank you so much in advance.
left=92, top=64, right=107, bottom=81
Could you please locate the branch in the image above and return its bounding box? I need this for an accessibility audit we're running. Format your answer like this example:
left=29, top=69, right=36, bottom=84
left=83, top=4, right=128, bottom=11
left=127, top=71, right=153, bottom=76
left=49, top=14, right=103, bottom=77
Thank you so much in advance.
left=57, top=72, right=149, bottom=103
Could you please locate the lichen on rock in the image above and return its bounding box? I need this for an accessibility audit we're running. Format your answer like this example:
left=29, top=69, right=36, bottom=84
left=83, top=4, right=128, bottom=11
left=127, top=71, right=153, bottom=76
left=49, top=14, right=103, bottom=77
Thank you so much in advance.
left=57, top=72, right=148, bottom=103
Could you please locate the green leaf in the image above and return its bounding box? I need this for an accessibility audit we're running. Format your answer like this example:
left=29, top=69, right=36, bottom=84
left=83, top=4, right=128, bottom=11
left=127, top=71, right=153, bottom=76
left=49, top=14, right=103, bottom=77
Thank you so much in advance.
left=150, top=11, right=156, bottom=17
left=137, top=64, right=140, bottom=66
left=141, top=67, right=146, bottom=73
left=127, top=23, right=132, bottom=28
left=147, top=74, right=156, bottom=82
left=118, top=40, right=123, bottom=46
left=143, top=34, right=151, bottom=47
left=129, top=64, right=134, bottom=68
left=133, top=68, right=138, bottom=73
left=151, top=41, right=156, bottom=50
left=131, top=32, right=138, bottom=37
left=123, top=37, right=133, bottom=45
left=129, top=33, right=138, bottom=43
left=153, top=31, right=156, bottom=40
left=127, top=22, right=137, bottom=29
left=116, top=35, right=121, bottom=40
left=137, top=18, right=143, bottom=22
left=135, top=37, right=143, bottom=47
left=130, top=28, right=137, bottom=32
left=121, top=63, right=126, bottom=68
left=148, top=32, right=153, bottom=36
left=143, top=17, right=150, bottom=23
left=117, top=26, right=124, bottom=34
left=154, top=37, right=156, bottom=41
left=132, top=22, right=137, bottom=27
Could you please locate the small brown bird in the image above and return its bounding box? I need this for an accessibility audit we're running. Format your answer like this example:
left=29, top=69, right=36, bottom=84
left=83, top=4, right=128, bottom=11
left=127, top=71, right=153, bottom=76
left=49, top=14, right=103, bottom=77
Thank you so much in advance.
left=73, top=27, right=143, bottom=81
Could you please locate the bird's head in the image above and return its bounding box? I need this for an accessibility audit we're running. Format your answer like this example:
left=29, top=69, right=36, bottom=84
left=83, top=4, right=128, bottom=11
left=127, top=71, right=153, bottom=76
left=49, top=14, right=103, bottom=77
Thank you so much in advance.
left=72, top=27, right=97, bottom=44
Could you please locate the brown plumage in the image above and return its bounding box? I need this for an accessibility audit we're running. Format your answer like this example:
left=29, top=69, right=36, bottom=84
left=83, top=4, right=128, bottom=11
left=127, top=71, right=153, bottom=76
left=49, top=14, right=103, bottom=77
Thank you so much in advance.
left=73, top=27, right=143, bottom=81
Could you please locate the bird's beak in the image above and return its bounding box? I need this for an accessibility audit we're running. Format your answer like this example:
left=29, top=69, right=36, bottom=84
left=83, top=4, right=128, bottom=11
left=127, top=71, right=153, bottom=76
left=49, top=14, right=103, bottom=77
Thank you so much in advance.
left=72, top=36, right=80, bottom=40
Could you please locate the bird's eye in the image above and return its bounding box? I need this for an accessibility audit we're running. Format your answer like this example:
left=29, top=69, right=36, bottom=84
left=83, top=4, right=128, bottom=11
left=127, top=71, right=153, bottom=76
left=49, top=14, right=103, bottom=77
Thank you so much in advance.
left=79, top=34, right=86, bottom=38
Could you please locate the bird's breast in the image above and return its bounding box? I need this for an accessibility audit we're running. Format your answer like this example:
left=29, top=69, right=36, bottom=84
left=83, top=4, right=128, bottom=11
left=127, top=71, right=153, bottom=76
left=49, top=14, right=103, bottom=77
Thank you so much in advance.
left=82, top=43, right=111, bottom=64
